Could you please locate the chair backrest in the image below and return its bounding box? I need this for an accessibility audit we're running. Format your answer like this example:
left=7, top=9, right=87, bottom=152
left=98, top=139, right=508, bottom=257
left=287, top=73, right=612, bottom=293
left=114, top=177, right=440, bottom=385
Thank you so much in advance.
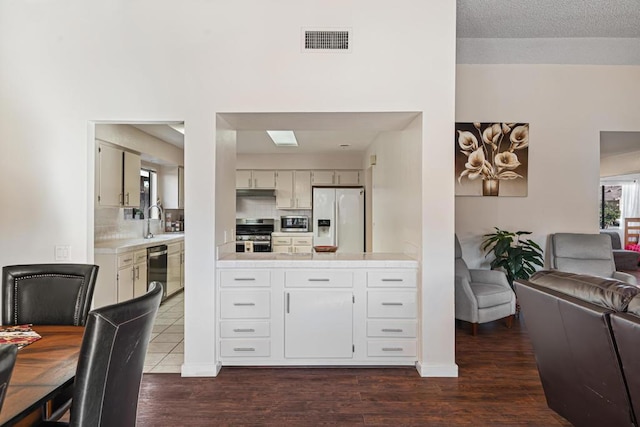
left=69, top=282, right=163, bottom=427
left=454, top=235, right=471, bottom=281
left=600, top=230, right=623, bottom=250
left=549, top=233, right=617, bottom=278
left=516, top=271, right=639, bottom=426
left=2, top=264, right=99, bottom=326
left=0, top=344, right=18, bottom=412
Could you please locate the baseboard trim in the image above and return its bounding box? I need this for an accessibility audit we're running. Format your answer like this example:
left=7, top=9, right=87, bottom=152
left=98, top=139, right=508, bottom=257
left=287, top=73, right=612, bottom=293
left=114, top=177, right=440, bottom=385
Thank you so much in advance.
left=180, top=362, right=222, bottom=377
left=415, top=361, right=459, bottom=377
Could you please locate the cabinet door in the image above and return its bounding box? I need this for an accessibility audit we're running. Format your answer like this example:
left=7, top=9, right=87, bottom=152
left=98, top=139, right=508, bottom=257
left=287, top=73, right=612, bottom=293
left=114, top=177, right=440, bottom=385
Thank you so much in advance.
left=335, top=170, right=360, bottom=186
left=272, top=245, right=291, bottom=253
left=275, top=170, right=294, bottom=209
left=97, top=144, right=123, bottom=207
left=236, top=170, right=252, bottom=189
left=133, top=260, right=148, bottom=298
left=252, top=170, right=276, bottom=189
left=117, top=266, right=134, bottom=302
left=178, top=166, right=184, bottom=209
left=123, top=151, right=141, bottom=207
left=294, top=170, right=312, bottom=209
left=180, top=249, right=185, bottom=288
left=311, top=170, right=335, bottom=185
left=167, top=251, right=181, bottom=296
left=285, top=290, right=353, bottom=358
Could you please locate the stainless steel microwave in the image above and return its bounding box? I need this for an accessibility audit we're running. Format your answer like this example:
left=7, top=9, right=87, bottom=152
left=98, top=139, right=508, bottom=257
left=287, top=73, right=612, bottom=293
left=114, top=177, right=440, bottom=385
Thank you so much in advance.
left=280, top=215, right=309, bottom=232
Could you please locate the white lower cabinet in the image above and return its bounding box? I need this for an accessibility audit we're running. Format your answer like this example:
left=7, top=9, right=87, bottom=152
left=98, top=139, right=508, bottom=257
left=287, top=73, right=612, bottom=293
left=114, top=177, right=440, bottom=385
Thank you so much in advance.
left=284, top=290, right=353, bottom=358
left=217, top=265, right=418, bottom=366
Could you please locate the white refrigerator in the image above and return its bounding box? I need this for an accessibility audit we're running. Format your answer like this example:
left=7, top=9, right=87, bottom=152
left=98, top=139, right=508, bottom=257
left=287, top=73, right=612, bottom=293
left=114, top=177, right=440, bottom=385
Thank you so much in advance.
left=313, top=187, right=365, bottom=252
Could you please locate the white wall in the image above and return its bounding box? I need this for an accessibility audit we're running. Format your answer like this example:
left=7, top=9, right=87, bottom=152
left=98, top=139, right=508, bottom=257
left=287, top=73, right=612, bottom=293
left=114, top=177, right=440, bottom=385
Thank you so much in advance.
left=95, top=124, right=184, bottom=166
left=236, top=152, right=364, bottom=170
left=0, top=0, right=457, bottom=377
left=456, top=65, right=640, bottom=269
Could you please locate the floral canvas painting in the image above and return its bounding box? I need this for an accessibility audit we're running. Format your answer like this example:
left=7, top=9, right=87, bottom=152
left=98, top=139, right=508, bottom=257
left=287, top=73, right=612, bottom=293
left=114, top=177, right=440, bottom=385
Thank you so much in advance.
left=455, top=122, right=529, bottom=197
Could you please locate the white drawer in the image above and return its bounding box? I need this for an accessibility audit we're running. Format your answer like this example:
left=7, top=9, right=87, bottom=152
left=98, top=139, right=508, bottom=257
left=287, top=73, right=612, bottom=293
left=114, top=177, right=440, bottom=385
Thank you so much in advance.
left=220, top=270, right=271, bottom=287
left=367, top=340, right=417, bottom=357
left=293, top=246, right=312, bottom=254
left=293, top=236, right=313, bottom=246
left=285, top=270, right=353, bottom=288
left=118, top=252, right=134, bottom=269
left=367, top=270, right=417, bottom=288
left=272, top=245, right=291, bottom=253
left=220, top=290, right=270, bottom=319
left=220, top=321, right=270, bottom=338
left=272, top=236, right=292, bottom=245
left=367, top=320, right=417, bottom=338
left=134, top=250, right=147, bottom=264
left=367, top=291, right=417, bottom=318
left=220, top=339, right=270, bottom=357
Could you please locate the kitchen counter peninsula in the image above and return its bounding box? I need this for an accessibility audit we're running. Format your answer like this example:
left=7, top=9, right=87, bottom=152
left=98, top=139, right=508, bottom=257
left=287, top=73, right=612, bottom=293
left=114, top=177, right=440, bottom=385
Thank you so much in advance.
left=216, top=251, right=420, bottom=368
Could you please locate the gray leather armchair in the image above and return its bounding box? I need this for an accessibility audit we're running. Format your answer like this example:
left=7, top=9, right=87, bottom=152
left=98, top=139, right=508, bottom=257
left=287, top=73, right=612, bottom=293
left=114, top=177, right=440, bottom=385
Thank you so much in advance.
left=454, top=235, right=516, bottom=335
left=549, top=233, right=637, bottom=285
left=600, top=229, right=640, bottom=271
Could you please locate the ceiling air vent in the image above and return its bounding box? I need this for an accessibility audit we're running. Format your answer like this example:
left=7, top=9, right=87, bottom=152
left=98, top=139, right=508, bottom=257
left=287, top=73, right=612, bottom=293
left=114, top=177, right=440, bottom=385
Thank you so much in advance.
left=302, top=28, right=351, bottom=52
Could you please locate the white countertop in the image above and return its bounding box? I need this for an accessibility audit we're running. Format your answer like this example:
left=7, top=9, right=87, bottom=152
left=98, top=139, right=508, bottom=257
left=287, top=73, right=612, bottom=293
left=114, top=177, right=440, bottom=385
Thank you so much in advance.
left=95, top=233, right=184, bottom=254
left=217, top=252, right=419, bottom=268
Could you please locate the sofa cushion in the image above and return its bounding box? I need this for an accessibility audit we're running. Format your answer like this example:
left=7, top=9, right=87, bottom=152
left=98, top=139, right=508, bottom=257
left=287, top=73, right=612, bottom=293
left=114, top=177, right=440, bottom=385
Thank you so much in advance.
left=627, top=294, right=640, bottom=317
left=470, top=282, right=513, bottom=308
left=529, top=270, right=640, bottom=312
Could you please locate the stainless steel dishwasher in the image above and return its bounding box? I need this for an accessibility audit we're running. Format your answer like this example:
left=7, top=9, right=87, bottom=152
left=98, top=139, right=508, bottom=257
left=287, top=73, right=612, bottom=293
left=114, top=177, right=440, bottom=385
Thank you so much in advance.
left=147, top=244, right=168, bottom=302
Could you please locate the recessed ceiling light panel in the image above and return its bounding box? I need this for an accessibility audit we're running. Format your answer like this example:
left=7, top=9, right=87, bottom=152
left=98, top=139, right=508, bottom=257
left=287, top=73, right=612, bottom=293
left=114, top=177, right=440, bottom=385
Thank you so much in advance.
left=267, top=130, right=298, bottom=146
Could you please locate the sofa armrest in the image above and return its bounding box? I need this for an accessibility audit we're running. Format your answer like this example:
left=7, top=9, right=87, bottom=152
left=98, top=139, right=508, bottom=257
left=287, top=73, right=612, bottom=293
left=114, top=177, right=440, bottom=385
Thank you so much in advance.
left=469, top=269, right=511, bottom=289
left=613, top=271, right=638, bottom=286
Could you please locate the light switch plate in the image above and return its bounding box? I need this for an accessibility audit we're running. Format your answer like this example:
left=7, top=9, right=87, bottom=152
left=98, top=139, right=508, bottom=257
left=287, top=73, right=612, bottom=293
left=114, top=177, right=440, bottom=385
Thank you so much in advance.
left=55, top=245, right=71, bottom=261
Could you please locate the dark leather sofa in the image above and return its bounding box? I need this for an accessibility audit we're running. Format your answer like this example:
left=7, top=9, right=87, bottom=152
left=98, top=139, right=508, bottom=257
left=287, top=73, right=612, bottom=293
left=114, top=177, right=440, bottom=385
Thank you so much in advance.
left=515, top=270, right=640, bottom=427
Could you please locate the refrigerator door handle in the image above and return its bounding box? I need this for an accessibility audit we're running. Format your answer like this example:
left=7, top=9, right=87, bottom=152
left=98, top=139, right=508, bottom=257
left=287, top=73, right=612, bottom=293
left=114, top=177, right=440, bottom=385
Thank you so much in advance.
left=334, top=200, right=338, bottom=248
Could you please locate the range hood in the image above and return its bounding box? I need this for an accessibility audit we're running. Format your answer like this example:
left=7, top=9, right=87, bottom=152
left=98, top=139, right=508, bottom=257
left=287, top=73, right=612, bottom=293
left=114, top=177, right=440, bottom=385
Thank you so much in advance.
left=236, top=189, right=276, bottom=198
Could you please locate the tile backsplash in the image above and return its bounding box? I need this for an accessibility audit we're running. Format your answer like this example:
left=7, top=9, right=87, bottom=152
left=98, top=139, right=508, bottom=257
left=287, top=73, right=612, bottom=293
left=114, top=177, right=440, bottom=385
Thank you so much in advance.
left=236, top=197, right=311, bottom=231
left=95, top=207, right=165, bottom=241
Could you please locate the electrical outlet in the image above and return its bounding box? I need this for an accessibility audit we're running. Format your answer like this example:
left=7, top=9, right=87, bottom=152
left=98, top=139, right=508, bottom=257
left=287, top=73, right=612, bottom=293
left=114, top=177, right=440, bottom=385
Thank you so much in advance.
left=55, top=245, right=71, bottom=261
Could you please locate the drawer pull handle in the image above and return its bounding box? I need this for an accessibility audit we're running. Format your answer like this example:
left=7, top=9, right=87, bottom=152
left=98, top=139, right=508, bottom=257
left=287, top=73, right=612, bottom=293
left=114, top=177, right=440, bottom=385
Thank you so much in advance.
left=234, top=277, right=256, bottom=281
left=381, top=328, right=403, bottom=333
left=382, top=302, right=403, bottom=306
left=233, top=328, right=255, bottom=333
left=233, top=347, right=255, bottom=352
left=308, top=278, right=330, bottom=282
left=382, top=347, right=404, bottom=352
left=381, top=278, right=403, bottom=282
left=233, top=302, right=256, bottom=306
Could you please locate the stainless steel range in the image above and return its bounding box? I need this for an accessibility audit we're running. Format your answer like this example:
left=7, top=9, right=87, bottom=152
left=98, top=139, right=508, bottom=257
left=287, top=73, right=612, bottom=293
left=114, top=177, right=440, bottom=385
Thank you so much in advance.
left=236, top=218, right=274, bottom=252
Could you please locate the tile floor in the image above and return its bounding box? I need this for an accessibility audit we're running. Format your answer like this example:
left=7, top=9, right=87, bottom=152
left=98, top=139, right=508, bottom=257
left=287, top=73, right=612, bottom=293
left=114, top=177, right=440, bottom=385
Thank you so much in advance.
left=144, top=291, right=184, bottom=373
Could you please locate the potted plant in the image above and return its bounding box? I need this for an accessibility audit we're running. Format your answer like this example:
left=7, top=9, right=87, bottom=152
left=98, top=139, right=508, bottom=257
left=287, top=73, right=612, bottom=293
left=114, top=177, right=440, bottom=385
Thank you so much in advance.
left=480, top=228, right=544, bottom=290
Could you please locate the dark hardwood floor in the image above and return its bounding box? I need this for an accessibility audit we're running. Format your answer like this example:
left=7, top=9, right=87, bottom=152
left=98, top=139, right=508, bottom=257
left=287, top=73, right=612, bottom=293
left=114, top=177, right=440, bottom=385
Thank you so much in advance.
left=137, top=315, right=571, bottom=426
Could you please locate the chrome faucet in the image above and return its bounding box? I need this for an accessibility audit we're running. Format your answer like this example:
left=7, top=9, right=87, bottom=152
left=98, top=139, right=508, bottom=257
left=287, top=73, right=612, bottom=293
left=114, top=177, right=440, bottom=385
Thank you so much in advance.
left=144, top=204, right=164, bottom=239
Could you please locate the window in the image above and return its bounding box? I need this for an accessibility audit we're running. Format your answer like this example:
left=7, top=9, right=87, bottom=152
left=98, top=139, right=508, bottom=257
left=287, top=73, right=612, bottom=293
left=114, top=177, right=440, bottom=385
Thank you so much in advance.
left=140, top=169, right=159, bottom=219
left=600, top=184, right=621, bottom=229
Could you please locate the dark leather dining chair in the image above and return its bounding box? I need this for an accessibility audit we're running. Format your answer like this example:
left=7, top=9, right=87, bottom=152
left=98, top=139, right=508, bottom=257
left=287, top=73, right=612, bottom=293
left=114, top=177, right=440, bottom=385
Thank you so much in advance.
left=2, top=264, right=99, bottom=326
left=41, top=282, right=163, bottom=427
left=0, top=344, right=18, bottom=412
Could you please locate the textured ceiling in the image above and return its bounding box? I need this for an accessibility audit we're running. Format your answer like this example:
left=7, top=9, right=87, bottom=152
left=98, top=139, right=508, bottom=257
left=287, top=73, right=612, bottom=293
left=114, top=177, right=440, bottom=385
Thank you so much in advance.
left=457, top=0, right=640, bottom=38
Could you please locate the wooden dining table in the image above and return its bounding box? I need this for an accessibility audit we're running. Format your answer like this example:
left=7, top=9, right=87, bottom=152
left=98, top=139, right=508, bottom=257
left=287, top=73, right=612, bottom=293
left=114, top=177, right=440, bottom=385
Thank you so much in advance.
left=0, top=325, right=84, bottom=426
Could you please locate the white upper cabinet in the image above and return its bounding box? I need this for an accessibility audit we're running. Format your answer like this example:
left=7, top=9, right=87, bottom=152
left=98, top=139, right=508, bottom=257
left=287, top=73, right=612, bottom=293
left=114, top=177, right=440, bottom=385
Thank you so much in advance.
left=97, top=142, right=141, bottom=208
left=311, top=170, right=335, bottom=186
left=335, top=170, right=360, bottom=186
left=123, top=151, right=141, bottom=208
left=236, top=170, right=276, bottom=189
left=161, top=165, right=185, bottom=209
left=311, top=170, right=361, bottom=186
left=276, top=170, right=312, bottom=210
